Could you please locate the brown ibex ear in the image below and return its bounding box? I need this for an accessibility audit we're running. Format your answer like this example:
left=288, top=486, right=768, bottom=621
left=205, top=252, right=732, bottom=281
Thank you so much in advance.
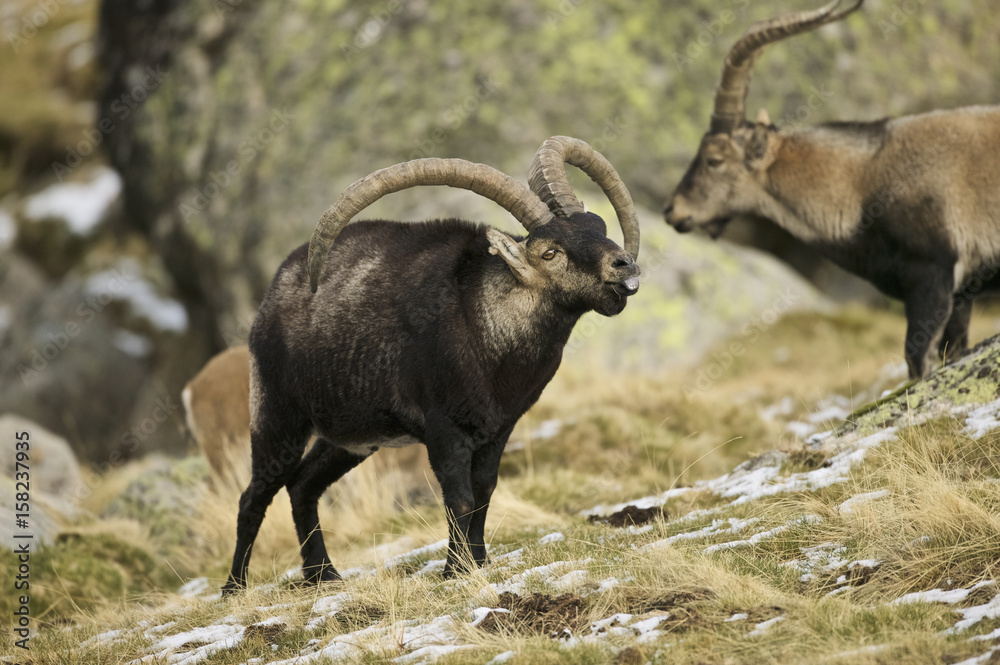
left=756, top=108, right=771, bottom=126
left=486, top=227, right=538, bottom=284
left=746, top=124, right=770, bottom=163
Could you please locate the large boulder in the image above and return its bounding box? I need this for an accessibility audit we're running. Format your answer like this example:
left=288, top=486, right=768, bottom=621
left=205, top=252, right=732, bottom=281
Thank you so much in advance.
left=0, top=414, right=81, bottom=500
left=0, top=246, right=203, bottom=460
left=102, top=455, right=210, bottom=549
left=0, top=414, right=82, bottom=548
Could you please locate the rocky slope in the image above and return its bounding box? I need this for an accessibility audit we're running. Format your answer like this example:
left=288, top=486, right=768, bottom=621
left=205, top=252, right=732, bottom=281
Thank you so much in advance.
left=19, top=331, right=1000, bottom=664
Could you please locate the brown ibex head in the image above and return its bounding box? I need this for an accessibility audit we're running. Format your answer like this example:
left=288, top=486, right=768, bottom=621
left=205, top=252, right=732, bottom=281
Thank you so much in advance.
left=664, top=0, right=863, bottom=238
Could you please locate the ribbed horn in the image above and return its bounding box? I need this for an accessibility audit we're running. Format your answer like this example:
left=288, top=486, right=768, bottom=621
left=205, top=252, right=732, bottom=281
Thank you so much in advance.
left=711, top=0, right=864, bottom=135
left=528, top=136, right=640, bottom=260
left=307, top=158, right=554, bottom=292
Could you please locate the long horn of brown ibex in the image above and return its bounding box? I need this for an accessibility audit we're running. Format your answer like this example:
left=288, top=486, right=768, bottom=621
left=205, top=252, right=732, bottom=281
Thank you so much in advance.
left=710, top=0, right=863, bottom=135
left=307, top=159, right=555, bottom=292
left=528, top=136, right=640, bottom=259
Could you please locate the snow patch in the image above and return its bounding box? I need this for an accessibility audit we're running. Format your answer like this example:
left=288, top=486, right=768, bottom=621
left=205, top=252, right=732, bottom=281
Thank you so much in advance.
left=24, top=167, right=122, bottom=235
left=837, top=490, right=890, bottom=514
left=747, top=615, right=785, bottom=637
left=384, top=538, right=449, bottom=569
left=964, top=399, right=1000, bottom=439
left=702, top=518, right=815, bottom=554
left=177, top=577, right=213, bottom=597
left=945, top=586, right=1000, bottom=634
left=954, top=647, right=1000, bottom=665
left=491, top=559, right=590, bottom=595
left=112, top=328, right=153, bottom=357
left=895, top=581, right=996, bottom=608
left=130, top=622, right=244, bottom=665
left=781, top=542, right=848, bottom=583
left=85, top=266, right=189, bottom=333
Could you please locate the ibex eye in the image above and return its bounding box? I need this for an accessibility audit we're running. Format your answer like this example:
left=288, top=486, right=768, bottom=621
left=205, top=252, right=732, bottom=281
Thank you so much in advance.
left=706, top=156, right=724, bottom=168
left=542, top=249, right=557, bottom=260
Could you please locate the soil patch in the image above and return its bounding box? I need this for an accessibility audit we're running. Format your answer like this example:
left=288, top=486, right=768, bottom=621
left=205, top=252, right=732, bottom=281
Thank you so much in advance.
left=333, top=601, right=387, bottom=628
left=744, top=605, right=784, bottom=623
left=960, top=586, right=1000, bottom=608
left=621, top=587, right=717, bottom=632
left=787, top=449, right=828, bottom=470
left=478, top=592, right=587, bottom=637
left=590, top=504, right=667, bottom=528
left=615, top=646, right=647, bottom=664
left=846, top=563, right=881, bottom=586
left=243, top=622, right=286, bottom=642
left=628, top=587, right=715, bottom=613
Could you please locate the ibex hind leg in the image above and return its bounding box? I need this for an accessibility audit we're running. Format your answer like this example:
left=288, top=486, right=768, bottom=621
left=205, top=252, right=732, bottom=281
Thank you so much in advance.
left=903, top=268, right=954, bottom=379
left=222, top=410, right=311, bottom=596
left=938, top=294, right=972, bottom=363
left=286, top=439, right=370, bottom=584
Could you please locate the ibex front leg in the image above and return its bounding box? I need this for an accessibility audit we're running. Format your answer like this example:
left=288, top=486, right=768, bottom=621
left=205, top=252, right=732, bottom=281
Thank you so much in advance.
left=425, top=415, right=478, bottom=577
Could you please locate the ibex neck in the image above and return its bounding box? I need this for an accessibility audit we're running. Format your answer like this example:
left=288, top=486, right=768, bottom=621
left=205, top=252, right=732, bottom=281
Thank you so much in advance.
left=473, top=262, right=578, bottom=360
left=760, top=126, right=880, bottom=243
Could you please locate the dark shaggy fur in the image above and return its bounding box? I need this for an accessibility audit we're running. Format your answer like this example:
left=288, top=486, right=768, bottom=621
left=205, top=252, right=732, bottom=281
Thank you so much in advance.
left=222, top=214, right=639, bottom=593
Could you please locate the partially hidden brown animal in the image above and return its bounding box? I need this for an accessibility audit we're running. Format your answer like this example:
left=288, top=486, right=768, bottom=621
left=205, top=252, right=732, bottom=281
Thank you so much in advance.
left=182, top=345, right=432, bottom=498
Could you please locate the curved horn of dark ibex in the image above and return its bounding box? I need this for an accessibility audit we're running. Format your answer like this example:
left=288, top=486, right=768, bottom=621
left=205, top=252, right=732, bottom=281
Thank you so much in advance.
left=710, top=0, right=864, bottom=135
left=307, top=159, right=555, bottom=292
left=528, top=135, right=641, bottom=259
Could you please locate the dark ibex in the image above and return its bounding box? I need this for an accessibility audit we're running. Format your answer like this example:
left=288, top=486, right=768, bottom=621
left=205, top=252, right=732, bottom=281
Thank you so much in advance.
left=664, top=0, right=1000, bottom=378
left=182, top=345, right=432, bottom=499
left=223, top=137, right=640, bottom=594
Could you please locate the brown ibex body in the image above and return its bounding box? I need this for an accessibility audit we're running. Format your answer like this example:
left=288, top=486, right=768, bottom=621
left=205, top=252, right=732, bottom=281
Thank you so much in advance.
left=664, top=0, right=1000, bottom=378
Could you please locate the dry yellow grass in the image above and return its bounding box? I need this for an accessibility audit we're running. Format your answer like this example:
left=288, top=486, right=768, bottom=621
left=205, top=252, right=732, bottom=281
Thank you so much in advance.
left=7, top=304, right=1000, bottom=663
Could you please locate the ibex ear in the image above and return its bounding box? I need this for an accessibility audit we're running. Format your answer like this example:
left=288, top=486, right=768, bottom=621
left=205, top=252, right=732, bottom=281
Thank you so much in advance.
left=486, top=227, right=537, bottom=284
left=746, top=124, right=770, bottom=163
left=756, top=108, right=771, bottom=126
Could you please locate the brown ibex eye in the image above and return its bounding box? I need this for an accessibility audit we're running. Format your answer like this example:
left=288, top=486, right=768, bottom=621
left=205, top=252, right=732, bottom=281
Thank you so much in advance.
left=706, top=156, right=724, bottom=168
left=542, top=249, right=557, bottom=260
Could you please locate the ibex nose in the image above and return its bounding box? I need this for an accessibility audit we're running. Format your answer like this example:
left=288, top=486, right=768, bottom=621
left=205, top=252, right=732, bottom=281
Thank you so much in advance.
left=663, top=204, right=673, bottom=219
left=611, top=256, right=632, bottom=269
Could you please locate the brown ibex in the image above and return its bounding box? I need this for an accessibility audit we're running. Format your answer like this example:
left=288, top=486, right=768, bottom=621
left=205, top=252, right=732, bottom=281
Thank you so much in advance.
left=664, top=0, right=1000, bottom=378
